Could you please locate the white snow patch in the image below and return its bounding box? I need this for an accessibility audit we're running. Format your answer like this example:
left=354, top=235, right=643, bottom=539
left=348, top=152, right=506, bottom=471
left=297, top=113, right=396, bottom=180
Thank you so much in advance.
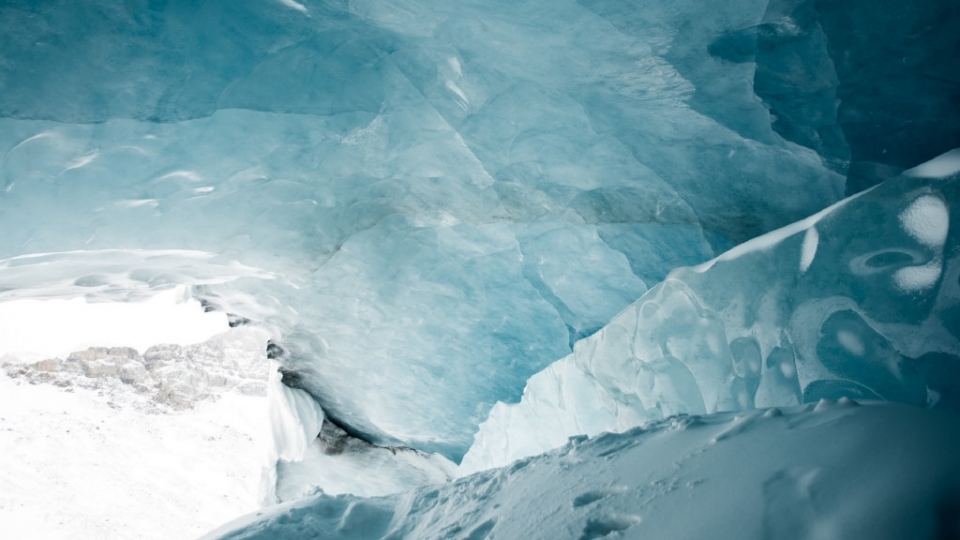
left=117, top=198, right=160, bottom=209
left=799, top=227, right=819, bottom=273
left=277, top=0, right=309, bottom=14
left=894, top=259, right=943, bottom=292
left=154, top=170, right=202, bottom=183
left=0, top=364, right=266, bottom=540
left=836, top=330, right=865, bottom=357
left=899, top=195, right=949, bottom=249
left=904, top=148, right=960, bottom=179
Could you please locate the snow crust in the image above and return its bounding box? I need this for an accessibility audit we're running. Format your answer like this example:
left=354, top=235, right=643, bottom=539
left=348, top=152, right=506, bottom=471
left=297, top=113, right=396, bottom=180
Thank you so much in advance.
left=462, top=170, right=960, bottom=474
left=202, top=402, right=960, bottom=540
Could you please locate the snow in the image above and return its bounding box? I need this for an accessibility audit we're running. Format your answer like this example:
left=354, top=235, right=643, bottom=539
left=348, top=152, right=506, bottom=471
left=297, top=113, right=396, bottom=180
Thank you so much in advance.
left=0, top=322, right=274, bottom=540
left=899, top=195, right=949, bottom=249
left=0, top=341, right=268, bottom=540
left=201, top=402, right=960, bottom=540
left=904, top=148, right=960, bottom=179
left=799, top=227, right=819, bottom=273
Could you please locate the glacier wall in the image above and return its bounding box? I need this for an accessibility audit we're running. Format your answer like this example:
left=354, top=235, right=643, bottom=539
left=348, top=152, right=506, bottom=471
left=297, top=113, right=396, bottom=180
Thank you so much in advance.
left=462, top=162, right=960, bottom=474
left=1, top=0, right=957, bottom=461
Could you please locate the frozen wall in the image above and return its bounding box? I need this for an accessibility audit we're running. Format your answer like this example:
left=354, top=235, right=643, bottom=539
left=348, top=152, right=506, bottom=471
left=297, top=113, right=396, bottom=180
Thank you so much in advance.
left=1, top=0, right=957, bottom=460
left=463, top=161, right=960, bottom=473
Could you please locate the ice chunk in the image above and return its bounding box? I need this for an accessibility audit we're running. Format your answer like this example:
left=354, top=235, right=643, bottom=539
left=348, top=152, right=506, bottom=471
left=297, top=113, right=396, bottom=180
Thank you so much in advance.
left=463, top=166, right=960, bottom=473
left=262, top=362, right=325, bottom=504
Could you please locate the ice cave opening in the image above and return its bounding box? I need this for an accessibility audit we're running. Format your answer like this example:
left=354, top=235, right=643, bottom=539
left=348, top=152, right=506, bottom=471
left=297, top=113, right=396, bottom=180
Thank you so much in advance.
left=0, top=285, right=272, bottom=540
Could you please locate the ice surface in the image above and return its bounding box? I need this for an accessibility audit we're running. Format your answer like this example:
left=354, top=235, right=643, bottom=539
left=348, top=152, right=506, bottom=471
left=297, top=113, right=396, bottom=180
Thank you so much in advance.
left=462, top=164, right=960, bottom=473
left=1, top=0, right=957, bottom=462
left=201, top=402, right=960, bottom=540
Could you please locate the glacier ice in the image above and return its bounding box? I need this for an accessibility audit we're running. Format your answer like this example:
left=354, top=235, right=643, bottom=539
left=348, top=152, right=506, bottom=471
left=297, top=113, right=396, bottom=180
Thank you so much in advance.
left=202, top=402, right=960, bottom=540
left=462, top=165, right=960, bottom=474
left=0, top=0, right=872, bottom=458
left=1, top=0, right=959, bottom=529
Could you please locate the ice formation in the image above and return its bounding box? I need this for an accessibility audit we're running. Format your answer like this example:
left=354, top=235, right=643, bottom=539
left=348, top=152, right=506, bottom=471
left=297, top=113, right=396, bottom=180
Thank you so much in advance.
left=263, top=360, right=454, bottom=504
left=461, top=167, right=959, bottom=474
left=0, top=0, right=881, bottom=460
left=1, top=0, right=959, bottom=537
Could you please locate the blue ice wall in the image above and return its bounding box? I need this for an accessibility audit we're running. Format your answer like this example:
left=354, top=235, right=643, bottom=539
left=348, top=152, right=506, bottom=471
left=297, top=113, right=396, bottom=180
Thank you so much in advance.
left=1, top=0, right=956, bottom=459
left=463, top=159, right=960, bottom=472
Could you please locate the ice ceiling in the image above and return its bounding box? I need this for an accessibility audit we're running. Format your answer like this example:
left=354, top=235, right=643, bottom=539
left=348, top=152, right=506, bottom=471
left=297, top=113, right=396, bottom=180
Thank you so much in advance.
left=1, top=0, right=958, bottom=463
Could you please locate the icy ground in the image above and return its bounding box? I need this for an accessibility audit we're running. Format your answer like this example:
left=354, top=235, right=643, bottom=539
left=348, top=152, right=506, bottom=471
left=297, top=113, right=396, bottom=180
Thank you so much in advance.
left=202, top=400, right=960, bottom=540
left=0, top=326, right=270, bottom=540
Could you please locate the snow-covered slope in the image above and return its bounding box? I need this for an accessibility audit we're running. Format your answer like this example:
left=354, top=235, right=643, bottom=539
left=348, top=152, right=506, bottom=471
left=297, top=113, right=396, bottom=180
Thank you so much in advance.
left=201, top=401, right=960, bottom=540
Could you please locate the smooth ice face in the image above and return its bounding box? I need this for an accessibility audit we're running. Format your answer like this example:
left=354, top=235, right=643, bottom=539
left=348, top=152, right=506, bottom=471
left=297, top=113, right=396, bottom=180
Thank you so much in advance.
left=1, top=0, right=956, bottom=459
left=462, top=165, right=960, bottom=474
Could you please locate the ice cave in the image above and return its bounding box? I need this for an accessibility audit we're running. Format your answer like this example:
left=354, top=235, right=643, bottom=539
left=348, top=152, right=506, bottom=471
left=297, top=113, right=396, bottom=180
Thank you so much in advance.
left=0, top=0, right=958, bottom=538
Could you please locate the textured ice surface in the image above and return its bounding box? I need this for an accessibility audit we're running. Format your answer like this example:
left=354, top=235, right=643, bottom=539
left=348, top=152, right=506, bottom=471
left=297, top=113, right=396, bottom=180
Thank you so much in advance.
left=462, top=165, right=960, bottom=473
left=201, top=402, right=960, bottom=540
left=1, top=0, right=957, bottom=460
